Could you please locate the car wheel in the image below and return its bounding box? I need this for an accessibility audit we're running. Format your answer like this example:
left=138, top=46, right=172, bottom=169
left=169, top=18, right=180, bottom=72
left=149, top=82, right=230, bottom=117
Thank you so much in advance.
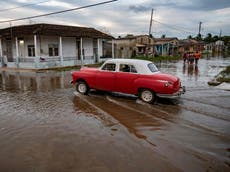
left=139, top=89, right=155, bottom=103
left=76, top=81, right=89, bottom=95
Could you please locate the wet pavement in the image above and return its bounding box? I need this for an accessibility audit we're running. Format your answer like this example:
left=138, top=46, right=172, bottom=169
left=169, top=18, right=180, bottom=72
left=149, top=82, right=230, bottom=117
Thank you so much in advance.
left=0, top=57, right=229, bottom=172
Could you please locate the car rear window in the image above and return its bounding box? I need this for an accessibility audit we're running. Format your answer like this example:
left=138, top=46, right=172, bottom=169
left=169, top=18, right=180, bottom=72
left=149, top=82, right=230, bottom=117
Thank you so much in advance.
left=101, top=63, right=116, bottom=71
left=148, top=63, right=158, bottom=73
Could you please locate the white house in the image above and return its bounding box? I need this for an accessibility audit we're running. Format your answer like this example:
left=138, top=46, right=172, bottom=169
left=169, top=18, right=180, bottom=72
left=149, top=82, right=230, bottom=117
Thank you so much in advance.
left=0, top=23, right=114, bottom=69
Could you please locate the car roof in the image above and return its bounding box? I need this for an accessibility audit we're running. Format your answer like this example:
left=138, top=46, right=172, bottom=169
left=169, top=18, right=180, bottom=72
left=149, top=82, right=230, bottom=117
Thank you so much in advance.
left=103, top=58, right=157, bottom=74
left=105, top=58, right=152, bottom=66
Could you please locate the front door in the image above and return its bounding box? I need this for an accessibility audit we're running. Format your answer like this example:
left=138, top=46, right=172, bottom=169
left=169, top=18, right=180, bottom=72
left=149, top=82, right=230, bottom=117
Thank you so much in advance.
left=94, top=63, right=116, bottom=91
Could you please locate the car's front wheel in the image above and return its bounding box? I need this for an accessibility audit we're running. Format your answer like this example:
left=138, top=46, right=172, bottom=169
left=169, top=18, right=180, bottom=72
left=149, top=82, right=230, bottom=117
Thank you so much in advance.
left=139, top=89, right=156, bottom=103
left=76, top=81, right=89, bottom=95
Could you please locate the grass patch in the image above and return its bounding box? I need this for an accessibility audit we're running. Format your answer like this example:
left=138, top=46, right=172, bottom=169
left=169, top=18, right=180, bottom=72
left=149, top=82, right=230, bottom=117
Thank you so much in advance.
left=216, top=65, right=230, bottom=83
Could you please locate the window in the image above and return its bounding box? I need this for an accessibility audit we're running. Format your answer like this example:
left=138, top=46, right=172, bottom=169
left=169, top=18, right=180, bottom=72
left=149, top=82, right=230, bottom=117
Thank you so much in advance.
left=48, top=44, right=58, bottom=56
left=119, top=64, right=137, bottom=73
left=28, top=45, right=35, bottom=57
left=148, top=63, right=158, bottom=73
left=102, top=63, right=116, bottom=71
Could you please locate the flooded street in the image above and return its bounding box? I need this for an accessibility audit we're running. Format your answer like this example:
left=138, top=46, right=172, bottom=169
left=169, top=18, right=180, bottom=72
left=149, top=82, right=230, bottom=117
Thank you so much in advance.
left=0, top=57, right=229, bottom=172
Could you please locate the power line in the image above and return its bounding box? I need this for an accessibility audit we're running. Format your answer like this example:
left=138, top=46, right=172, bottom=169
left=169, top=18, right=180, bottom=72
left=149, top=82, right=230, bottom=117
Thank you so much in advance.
left=157, top=20, right=195, bottom=35
left=0, top=0, right=50, bottom=13
left=152, top=19, right=196, bottom=35
left=0, top=0, right=118, bottom=24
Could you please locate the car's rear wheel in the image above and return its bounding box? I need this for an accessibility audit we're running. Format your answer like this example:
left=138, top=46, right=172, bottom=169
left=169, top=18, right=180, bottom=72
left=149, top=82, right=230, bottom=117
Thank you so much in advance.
left=76, top=81, right=89, bottom=95
left=139, top=89, right=156, bottom=103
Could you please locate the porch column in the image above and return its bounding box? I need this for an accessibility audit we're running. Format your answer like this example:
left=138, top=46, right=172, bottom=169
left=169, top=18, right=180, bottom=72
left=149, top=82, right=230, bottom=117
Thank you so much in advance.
left=97, top=38, right=100, bottom=62
left=80, top=37, right=83, bottom=66
left=59, top=36, right=63, bottom=66
left=0, top=38, right=2, bottom=57
left=167, top=43, right=170, bottom=55
left=34, top=35, right=38, bottom=57
left=33, top=35, right=39, bottom=68
left=161, top=44, right=163, bottom=56
left=0, top=39, right=2, bottom=66
left=15, top=37, right=19, bottom=67
left=112, top=39, right=114, bottom=58
left=172, top=44, right=174, bottom=55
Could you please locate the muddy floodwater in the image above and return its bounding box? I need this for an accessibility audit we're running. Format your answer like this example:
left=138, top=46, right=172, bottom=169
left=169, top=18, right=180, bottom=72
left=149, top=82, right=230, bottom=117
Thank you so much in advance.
left=0, top=57, right=229, bottom=172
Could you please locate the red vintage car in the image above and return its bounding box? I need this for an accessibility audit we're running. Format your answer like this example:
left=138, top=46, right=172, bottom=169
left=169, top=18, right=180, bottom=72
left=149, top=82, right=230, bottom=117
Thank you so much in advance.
left=71, top=59, right=185, bottom=103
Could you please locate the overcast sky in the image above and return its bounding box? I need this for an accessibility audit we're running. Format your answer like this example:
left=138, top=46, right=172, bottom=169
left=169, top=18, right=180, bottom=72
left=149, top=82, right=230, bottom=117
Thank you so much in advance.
left=0, top=0, right=229, bottom=39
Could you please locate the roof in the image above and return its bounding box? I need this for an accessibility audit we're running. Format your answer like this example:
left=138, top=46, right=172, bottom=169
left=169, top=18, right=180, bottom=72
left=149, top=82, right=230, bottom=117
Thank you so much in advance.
left=102, top=58, right=158, bottom=74
left=116, top=34, right=153, bottom=40
left=179, top=39, right=204, bottom=45
left=154, top=37, right=178, bottom=42
left=0, top=23, right=113, bottom=39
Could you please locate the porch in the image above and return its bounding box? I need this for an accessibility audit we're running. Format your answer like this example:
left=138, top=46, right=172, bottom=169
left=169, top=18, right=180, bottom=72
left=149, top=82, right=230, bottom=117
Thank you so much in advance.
left=0, top=24, right=114, bottom=69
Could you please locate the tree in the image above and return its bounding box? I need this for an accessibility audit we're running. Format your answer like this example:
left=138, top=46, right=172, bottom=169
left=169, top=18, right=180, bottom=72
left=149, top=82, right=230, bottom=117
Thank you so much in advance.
left=187, top=35, right=193, bottom=39
left=161, top=34, right=166, bottom=38
left=203, top=33, right=212, bottom=43
left=212, top=35, right=219, bottom=42
left=195, top=33, right=202, bottom=41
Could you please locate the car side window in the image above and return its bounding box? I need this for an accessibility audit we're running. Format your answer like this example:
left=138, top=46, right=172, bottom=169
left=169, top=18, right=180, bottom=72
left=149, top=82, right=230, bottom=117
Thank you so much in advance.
left=119, top=64, right=137, bottom=73
left=101, top=63, right=116, bottom=71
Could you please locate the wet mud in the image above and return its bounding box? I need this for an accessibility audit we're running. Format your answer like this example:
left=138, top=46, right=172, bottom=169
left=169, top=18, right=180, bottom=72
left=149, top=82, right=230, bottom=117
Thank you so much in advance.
left=0, top=57, right=229, bottom=172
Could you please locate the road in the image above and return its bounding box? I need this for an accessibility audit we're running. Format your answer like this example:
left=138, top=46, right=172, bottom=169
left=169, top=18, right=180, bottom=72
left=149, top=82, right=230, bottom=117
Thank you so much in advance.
left=0, top=57, right=229, bottom=172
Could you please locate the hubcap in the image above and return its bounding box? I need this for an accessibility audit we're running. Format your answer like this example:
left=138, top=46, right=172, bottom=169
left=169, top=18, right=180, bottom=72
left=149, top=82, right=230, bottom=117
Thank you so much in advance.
left=78, top=83, right=87, bottom=93
left=141, top=90, right=153, bottom=102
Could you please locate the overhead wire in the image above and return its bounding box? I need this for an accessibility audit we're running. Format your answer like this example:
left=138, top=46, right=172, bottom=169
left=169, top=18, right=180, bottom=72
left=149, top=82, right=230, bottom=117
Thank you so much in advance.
left=0, top=0, right=50, bottom=12
left=152, top=19, right=197, bottom=35
left=0, top=0, right=118, bottom=24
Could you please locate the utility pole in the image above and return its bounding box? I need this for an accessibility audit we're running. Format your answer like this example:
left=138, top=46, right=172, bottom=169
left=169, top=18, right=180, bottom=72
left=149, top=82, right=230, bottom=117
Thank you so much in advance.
left=219, top=29, right=222, bottom=38
left=149, top=9, right=154, bottom=36
left=148, top=9, right=154, bottom=57
left=198, top=21, right=202, bottom=38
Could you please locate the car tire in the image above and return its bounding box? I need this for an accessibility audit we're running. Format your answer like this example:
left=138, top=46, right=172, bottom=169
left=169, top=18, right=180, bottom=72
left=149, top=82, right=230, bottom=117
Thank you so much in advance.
left=76, top=81, right=89, bottom=95
left=139, top=89, right=156, bottom=103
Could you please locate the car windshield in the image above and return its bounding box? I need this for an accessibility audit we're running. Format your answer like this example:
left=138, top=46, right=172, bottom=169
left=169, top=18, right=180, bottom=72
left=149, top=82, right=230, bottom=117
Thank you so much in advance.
left=148, top=63, right=158, bottom=73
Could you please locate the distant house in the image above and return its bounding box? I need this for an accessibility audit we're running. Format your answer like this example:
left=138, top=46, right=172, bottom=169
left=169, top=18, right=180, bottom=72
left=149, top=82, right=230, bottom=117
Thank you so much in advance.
left=204, top=42, right=215, bottom=54
left=154, top=37, right=179, bottom=56
left=204, top=40, right=225, bottom=54
left=214, top=40, right=225, bottom=53
left=178, top=39, right=204, bottom=54
left=0, top=23, right=113, bottom=69
left=111, top=35, right=155, bottom=58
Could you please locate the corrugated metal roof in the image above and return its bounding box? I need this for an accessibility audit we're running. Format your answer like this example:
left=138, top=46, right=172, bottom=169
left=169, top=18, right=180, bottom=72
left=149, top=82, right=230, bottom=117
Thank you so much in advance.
left=0, top=23, right=113, bottom=39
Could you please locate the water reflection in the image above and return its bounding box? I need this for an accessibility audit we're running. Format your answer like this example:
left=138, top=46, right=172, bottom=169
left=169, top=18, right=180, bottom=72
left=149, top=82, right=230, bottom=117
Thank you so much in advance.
left=0, top=70, right=71, bottom=92
left=182, top=64, right=199, bottom=80
left=72, top=91, right=181, bottom=143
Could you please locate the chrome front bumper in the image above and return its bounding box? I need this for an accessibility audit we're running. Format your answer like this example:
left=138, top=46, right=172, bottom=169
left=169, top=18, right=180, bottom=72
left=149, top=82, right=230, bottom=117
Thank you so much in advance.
left=156, top=86, right=186, bottom=99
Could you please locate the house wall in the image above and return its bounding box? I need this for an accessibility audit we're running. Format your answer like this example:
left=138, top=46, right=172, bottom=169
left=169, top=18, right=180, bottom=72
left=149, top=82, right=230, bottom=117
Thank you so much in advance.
left=2, top=35, right=106, bottom=68
left=62, top=37, right=76, bottom=58
left=113, top=39, right=136, bottom=58
left=83, top=38, right=93, bottom=59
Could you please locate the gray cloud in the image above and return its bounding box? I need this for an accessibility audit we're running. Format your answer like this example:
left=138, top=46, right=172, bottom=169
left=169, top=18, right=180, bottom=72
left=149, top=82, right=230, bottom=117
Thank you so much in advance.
left=129, top=0, right=230, bottom=13
left=0, top=0, right=229, bottom=38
